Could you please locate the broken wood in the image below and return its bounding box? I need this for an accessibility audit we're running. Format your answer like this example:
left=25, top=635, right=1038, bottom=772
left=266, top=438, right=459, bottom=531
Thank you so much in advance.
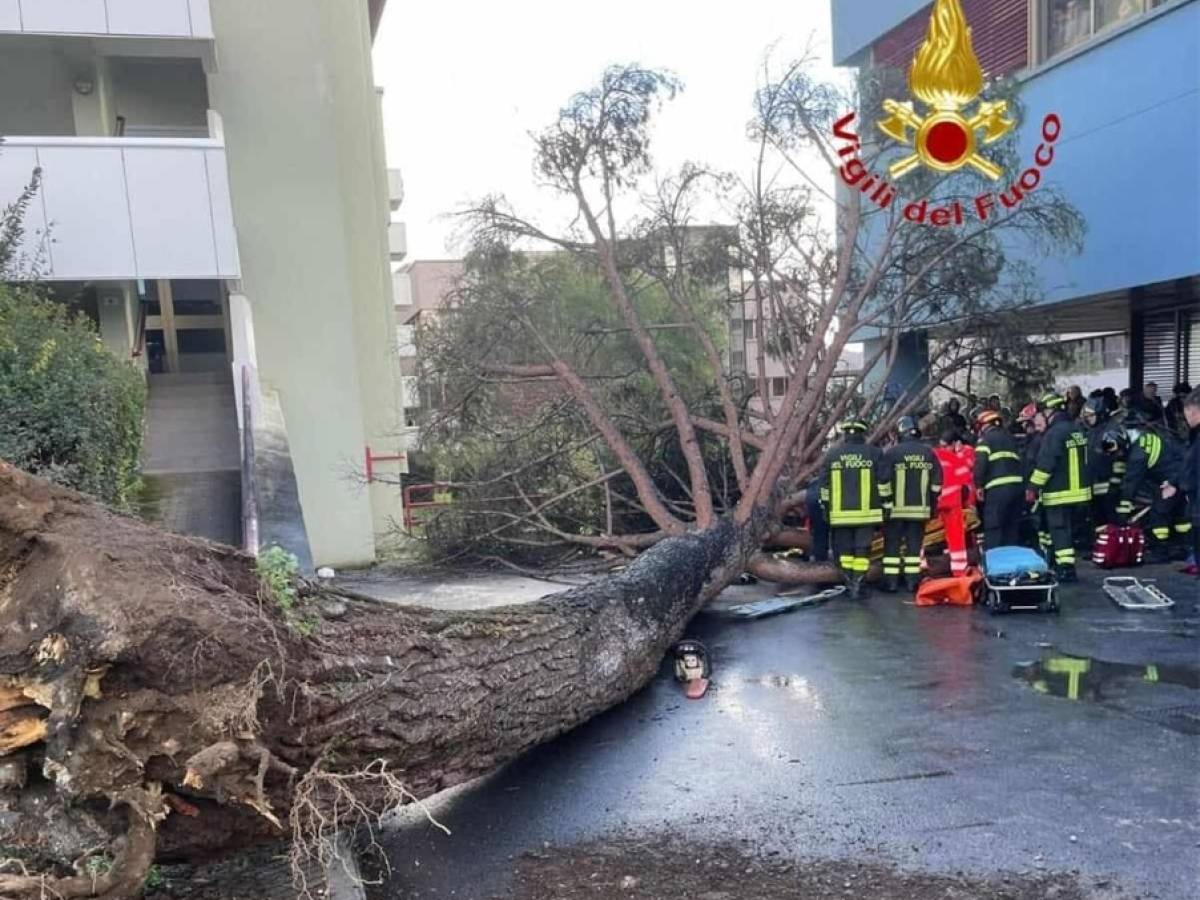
left=0, top=461, right=769, bottom=896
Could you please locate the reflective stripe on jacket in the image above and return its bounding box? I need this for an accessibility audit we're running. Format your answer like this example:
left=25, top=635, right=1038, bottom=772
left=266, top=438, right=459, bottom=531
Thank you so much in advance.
left=973, top=426, right=1023, bottom=492
left=1028, top=413, right=1092, bottom=506
left=1086, top=425, right=1114, bottom=496
left=884, top=439, right=941, bottom=520
left=1121, top=430, right=1184, bottom=503
left=819, top=437, right=887, bottom=526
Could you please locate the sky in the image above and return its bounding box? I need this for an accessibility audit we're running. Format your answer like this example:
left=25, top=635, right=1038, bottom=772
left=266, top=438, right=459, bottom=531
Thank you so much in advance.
left=372, top=0, right=841, bottom=261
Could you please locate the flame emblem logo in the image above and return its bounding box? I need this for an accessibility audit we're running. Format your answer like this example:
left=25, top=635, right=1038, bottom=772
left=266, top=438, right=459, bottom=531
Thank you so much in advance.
left=878, top=0, right=1015, bottom=180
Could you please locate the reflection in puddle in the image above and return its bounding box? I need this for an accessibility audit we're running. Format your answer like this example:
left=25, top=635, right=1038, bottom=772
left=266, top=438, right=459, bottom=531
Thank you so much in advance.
left=1013, top=651, right=1200, bottom=702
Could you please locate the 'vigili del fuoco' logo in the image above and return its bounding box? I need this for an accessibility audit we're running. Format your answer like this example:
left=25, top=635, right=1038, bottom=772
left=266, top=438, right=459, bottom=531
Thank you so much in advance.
left=831, top=0, right=1063, bottom=227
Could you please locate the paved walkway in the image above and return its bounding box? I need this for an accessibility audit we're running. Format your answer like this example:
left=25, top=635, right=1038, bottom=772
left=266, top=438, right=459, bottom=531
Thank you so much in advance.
left=369, top=563, right=1200, bottom=900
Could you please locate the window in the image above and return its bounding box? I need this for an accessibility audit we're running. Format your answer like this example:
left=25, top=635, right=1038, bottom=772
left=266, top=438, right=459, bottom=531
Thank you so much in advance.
left=729, top=351, right=746, bottom=373
left=1047, top=0, right=1092, bottom=56
left=1044, top=0, right=1156, bottom=61
left=771, top=377, right=787, bottom=397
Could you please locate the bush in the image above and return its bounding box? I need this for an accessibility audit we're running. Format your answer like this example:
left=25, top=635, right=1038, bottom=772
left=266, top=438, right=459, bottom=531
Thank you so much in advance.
left=0, top=285, right=146, bottom=507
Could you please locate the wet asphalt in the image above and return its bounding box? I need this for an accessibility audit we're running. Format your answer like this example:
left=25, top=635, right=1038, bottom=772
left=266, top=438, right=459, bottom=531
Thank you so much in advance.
left=371, top=564, right=1200, bottom=900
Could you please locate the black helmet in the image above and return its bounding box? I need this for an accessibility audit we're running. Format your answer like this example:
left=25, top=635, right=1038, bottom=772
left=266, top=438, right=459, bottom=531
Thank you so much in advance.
left=896, top=415, right=920, bottom=439
left=838, top=417, right=868, bottom=435
left=1121, top=408, right=1148, bottom=429
left=1100, top=425, right=1129, bottom=455
left=1082, top=396, right=1108, bottom=424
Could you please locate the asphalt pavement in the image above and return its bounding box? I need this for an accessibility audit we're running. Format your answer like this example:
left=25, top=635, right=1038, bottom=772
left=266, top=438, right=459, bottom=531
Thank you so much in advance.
left=370, top=563, right=1200, bottom=900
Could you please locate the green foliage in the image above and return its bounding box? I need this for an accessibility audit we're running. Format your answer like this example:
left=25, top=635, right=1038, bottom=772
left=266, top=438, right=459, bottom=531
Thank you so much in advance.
left=256, top=544, right=299, bottom=611
left=83, top=854, right=113, bottom=879
left=0, top=285, right=145, bottom=508
left=255, top=545, right=318, bottom=636
left=143, top=864, right=166, bottom=891
left=414, top=248, right=734, bottom=563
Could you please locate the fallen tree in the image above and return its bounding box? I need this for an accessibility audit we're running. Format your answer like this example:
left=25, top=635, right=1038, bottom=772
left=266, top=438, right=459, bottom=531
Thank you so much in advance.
left=411, top=51, right=1082, bottom=577
left=0, top=461, right=816, bottom=897
left=1, top=34, right=1083, bottom=897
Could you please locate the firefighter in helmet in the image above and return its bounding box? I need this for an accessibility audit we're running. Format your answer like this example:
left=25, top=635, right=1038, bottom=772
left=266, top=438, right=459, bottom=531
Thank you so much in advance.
left=881, top=415, right=941, bottom=592
left=1027, top=392, right=1092, bottom=581
left=1081, top=395, right=1117, bottom=531
left=1102, top=411, right=1192, bottom=563
left=973, top=408, right=1024, bottom=549
left=819, top=416, right=887, bottom=599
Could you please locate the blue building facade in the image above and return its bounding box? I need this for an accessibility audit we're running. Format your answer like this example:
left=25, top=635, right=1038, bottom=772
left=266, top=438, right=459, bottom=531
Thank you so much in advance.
left=833, top=0, right=1199, bottom=391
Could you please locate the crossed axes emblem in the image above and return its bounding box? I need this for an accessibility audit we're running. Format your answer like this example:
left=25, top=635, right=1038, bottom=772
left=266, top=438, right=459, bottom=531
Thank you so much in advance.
left=878, top=98, right=1014, bottom=180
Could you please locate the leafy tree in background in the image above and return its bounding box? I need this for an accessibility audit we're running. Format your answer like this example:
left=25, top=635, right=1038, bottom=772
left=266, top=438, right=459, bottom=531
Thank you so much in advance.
left=413, top=247, right=739, bottom=566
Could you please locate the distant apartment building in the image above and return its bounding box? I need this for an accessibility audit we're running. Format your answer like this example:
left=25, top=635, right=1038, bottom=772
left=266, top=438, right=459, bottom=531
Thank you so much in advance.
left=727, top=285, right=865, bottom=419
left=0, top=0, right=409, bottom=568
left=831, top=0, right=1199, bottom=393
left=395, top=256, right=862, bottom=430
left=393, top=258, right=465, bottom=424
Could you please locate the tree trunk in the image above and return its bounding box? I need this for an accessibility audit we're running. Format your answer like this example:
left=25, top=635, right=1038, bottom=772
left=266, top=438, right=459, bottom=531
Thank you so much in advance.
left=0, top=462, right=760, bottom=897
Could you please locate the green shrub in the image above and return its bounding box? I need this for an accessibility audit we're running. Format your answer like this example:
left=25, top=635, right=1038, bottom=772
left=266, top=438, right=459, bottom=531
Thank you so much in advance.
left=255, top=544, right=317, bottom=636
left=0, top=285, right=145, bottom=508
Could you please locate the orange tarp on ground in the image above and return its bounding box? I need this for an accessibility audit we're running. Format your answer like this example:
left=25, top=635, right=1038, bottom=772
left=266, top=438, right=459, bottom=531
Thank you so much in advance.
left=914, top=569, right=982, bottom=607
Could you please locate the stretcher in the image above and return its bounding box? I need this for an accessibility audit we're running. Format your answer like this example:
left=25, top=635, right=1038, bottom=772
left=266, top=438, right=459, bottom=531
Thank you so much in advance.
left=982, top=546, right=1059, bottom=614
left=718, top=585, right=847, bottom=620
left=1102, top=576, right=1175, bottom=611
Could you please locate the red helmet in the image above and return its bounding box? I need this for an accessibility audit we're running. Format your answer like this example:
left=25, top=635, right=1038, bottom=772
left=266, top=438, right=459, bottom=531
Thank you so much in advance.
left=975, top=409, right=1002, bottom=431
left=1017, top=402, right=1038, bottom=423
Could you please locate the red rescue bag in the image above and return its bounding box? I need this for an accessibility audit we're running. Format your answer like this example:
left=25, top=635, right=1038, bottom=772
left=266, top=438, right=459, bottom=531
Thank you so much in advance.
left=1091, top=525, right=1144, bottom=569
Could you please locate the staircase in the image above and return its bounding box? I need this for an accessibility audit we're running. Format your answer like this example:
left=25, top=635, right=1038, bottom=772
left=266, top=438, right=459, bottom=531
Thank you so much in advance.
left=140, top=372, right=242, bottom=546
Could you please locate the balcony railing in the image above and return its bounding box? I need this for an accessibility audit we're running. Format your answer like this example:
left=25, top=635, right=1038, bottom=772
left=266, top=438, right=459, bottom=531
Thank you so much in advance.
left=0, top=110, right=240, bottom=281
left=0, top=0, right=213, bottom=40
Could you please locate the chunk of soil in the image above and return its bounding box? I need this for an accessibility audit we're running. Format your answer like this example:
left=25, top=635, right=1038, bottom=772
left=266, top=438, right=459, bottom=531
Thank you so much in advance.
left=505, top=837, right=1115, bottom=900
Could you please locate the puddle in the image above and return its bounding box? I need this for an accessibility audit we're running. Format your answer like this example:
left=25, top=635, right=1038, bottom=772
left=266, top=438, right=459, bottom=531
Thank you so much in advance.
left=1013, top=650, right=1200, bottom=734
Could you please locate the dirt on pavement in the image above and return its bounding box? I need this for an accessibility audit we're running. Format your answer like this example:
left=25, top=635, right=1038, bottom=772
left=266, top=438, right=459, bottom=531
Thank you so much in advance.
left=504, top=837, right=1127, bottom=900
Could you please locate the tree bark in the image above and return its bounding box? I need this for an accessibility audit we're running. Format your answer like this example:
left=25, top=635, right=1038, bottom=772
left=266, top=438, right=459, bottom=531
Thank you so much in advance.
left=0, top=462, right=761, bottom=895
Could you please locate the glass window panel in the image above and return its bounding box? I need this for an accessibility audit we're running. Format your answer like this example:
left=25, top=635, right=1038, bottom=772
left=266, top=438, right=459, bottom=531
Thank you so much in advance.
left=177, top=329, right=227, bottom=354
left=1097, top=0, right=1144, bottom=30
left=1048, top=0, right=1093, bottom=57
left=170, top=280, right=223, bottom=317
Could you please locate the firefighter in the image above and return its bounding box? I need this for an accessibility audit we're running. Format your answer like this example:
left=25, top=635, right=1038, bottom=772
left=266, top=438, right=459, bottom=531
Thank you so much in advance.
left=819, top=417, right=887, bottom=599
left=1017, top=402, right=1051, bottom=556
left=1103, top=411, right=1191, bottom=563
left=973, top=408, right=1024, bottom=550
left=1027, top=393, right=1092, bottom=581
left=1081, top=396, right=1117, bottom=533
left=933, top=427, right=976, bottom=576
left=881, top=416, right=941, bottom=593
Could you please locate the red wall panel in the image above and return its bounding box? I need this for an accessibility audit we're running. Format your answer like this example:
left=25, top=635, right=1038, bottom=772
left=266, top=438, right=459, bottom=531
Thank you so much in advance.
left=874, top=0, right=1029, bottom=80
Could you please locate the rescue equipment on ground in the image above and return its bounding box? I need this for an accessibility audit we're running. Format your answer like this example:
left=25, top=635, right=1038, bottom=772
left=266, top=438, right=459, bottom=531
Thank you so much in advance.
left=981, top=546, right=1059, bottom=614
left=915, top=568, right=981, bottom=607
left=672, top=640, right=711, bottom=699
left=1102, top=577, right=1174, bottom=610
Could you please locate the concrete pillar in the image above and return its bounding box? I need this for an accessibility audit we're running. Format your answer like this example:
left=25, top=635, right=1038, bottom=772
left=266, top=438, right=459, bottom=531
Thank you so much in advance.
left=96, top=282, right=135, bottom=360
left=862, top=330, right=930, bottom=408
left=69, top=58, right=114, bottom=136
